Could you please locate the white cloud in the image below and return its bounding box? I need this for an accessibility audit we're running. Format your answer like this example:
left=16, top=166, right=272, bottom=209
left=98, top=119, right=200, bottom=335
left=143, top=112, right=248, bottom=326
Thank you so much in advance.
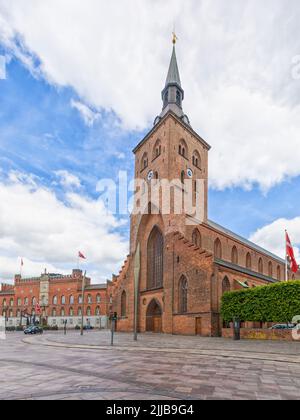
left=0, top=170, right=128, bottom=282
left=55, top=170, right=81, bottom=189
left=250, top=218, right=300, bottom=261
left=70, top=99, right=100, bottom=127
left=0, top=0, right=300, bottom=190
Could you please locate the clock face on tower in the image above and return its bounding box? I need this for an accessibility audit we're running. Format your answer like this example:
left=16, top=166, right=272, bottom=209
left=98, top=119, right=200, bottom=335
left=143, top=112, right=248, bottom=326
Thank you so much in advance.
left=147, top=171, right=154, bottom=182
left=187, top=168, right=193, bottom=178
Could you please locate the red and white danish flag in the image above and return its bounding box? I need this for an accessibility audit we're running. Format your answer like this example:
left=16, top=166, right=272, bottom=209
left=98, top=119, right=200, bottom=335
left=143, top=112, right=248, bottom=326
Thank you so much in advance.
left=35, top=303, right=42, bottom=315
left=286, top=231, right=299, bottom=274
left=78, top=251, right=86, bottom=260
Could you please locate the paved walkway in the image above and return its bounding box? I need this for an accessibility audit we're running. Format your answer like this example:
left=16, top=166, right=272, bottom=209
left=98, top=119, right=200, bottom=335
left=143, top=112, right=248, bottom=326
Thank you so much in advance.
left=0, top=332, right=299, bottom=400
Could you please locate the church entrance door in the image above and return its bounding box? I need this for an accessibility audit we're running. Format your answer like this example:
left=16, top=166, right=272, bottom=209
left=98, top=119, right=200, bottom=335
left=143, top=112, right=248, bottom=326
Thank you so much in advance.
left=146, top=300, right=162, bottom=333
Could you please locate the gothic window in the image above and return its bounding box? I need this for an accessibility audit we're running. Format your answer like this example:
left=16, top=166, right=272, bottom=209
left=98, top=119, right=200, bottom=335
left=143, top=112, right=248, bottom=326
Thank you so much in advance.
left=268, top=262, right=273, bottom=278
left=121, top=291, right=127, bottom=317
left=10, top=298, right=14, bottom=307
left=96, top=307, right=100, bottom=316
left=87, top=295, right=92, bottom=304
left=141, top=153, right=148, bottom=171
left=176, top=90, right=181, bottom=106
left=222, top=277, right=231, bottom=294
left=147, top=227, right=164, bottom=289
left=179, top=139, right=188, bottom=158
left=52, top=309, right=56, bottom=317
left=31, top=297, right=36, bottom=307
left=231, top=246, right=238, bottom=265
left=61, top=296, right=66, bottom=305
left=61, top=308, right=65, bottom=317
left=277, top=266, right=281, bottom=281
left=153, top=140, right=162, bottom=159
left=164, top=91, right=168, bottom=107
left=214, top=238, right=222, bottom=259
left=53, top=296, right=58, bottom=305
left=78, top=295, right=83, bottom=304
left=178, top=276, right=188, bottom=313
left=2, top=299, right=6, bottom=307
left=86, top=307, right=91, bottom=316
left=17, top=298, right=21, bottom=307
left=192, top=229, right=202, bottom=248
left=70, top=295, right=74, bottom=305
left=69, top=308, right=74, bottom=316
left=258, top=258, right=264, bottom=274
left=24, top=297, right=28, bottom=306
left=246, top=253, right=252, bottom=270
left=96, top=294, right=101, bottom=304
left=192, top=151, right=201, bottom=169
left=78, top=307, right=82, bottom=316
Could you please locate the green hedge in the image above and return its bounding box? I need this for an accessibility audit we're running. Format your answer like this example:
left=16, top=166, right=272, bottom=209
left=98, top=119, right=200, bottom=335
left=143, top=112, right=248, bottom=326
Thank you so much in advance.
left=221, top=280, right=300, bottom=323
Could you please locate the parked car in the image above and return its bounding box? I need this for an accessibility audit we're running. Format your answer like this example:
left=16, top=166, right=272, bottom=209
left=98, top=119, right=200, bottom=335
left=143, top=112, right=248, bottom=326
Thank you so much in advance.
left=24, top=326, right=43, bottom=335
left=269, top=324, right=296, bottom=330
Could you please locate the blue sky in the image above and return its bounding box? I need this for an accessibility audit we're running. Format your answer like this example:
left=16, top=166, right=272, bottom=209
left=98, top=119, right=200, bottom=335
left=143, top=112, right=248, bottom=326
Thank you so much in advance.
left=0, top=0, right=300, bottom=281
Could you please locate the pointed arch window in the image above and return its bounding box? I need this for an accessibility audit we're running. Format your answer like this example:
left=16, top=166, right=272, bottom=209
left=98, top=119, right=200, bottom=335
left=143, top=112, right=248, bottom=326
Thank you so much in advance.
left=153, top=140, right=162, bottom=160
left=246, top=253, right=252, bottom=270
left=192, top=229, right=201, bottom=248
left=231, top=246, right=238, bottom=265
left=141, top=153, right=148, bottom=171
left=176, top=90, right=181, bottom=106
left=277, top=265, right=281, bottom=281
left=121, top=291, right=127, bottom=317
left=214, top=238, right=222, bottom=259
left=179, top=139, right=188, bottom=159
left=258, top=258, right=264, bottom=274
left=192, top=151, right=201, bottom=169
left=268, top=262, right=273, bottom=278
left=222, top=277, right=231, bottom=294
left=179, top=276, right=188, bottom=313
left=147, top=227, right=164, bottom=289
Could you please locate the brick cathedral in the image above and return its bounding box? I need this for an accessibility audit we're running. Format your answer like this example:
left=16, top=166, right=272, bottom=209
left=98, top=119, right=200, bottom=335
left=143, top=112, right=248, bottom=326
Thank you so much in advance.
left=109, top=40, right=299, bottom=337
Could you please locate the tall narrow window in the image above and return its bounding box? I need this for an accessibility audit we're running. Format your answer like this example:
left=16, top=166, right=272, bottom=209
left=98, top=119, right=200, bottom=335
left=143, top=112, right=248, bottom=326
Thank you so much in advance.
left=192, top=229, right=201, bottom=248
left=121, top=291, right=127, bottom=317
left=141, top=153, right=148, bottom=171
left=176, top=90, right=181, bottom=106
left=179, top=140, right=188, bottom=159
left=179, top=276, right=188, bottom=313
left=268, top=262, right=273, bottom=278
left=231, top=246, right=238, bottom=265
left=192, top=151, right=201, bottom=169
left=222, top=277, right=231, bottom=294
left=277, top=266, right=281, bottom=281
left=214, top=238, right=222, bottom=259
left=258, top=258, right=264, bottom=274
left=147, top=227, right=164, bottom=289
left=153, top=140, right=162, bottom=160
left=246, top=253, right=252, bottom=270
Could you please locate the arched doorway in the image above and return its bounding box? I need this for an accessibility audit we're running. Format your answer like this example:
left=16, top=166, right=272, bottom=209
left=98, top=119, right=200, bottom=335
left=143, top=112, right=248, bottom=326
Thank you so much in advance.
left=146, top=299, right=162, bottom=333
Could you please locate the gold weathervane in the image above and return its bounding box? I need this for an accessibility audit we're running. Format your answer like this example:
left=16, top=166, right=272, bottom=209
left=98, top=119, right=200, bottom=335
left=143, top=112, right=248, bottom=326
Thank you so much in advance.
left=172, top=32, right=178, bottom=45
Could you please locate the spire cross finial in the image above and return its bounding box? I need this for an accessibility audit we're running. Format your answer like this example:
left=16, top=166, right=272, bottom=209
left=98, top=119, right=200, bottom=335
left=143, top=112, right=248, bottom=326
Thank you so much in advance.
left=172, top=32, right=178, bottom=45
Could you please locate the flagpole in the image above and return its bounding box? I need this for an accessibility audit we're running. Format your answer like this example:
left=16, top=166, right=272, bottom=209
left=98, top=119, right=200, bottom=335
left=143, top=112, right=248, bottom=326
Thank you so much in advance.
left=285, top=230, right=288, bottom=282
left=80, top=270, right=86, bottom=336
